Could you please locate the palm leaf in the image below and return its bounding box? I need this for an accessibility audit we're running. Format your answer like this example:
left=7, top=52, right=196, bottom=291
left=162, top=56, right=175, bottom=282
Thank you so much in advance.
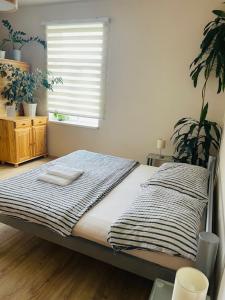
left=213, top=10, right=225, bottom=18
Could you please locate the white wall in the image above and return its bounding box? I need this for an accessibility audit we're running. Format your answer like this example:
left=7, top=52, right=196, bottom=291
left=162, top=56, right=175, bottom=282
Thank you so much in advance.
left=216, top=114, right=225, bottom=299
left=1, top=0, right=225, bottom=162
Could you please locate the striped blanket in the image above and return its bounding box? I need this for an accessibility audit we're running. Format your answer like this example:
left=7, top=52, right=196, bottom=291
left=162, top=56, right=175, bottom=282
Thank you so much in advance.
left=108, top=163, right=209, bottom=261
left=0, top=150, right=138, bottom=236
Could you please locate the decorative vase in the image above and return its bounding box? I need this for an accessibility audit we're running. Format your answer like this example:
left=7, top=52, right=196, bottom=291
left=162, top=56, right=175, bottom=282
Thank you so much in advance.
left=0, top=50, right=6, bottom=59
left=6, top=104, right=16, bottom=117
left=12, top=49, right=21, bottom=61
left=23, top=103, right=37, bottom=117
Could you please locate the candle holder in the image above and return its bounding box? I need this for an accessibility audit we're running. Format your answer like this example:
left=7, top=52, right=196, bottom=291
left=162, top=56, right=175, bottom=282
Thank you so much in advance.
left=172, top=267, right=209, bottom=300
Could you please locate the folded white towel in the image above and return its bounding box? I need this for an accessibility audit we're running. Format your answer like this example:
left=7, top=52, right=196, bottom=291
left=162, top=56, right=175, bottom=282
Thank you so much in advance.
left=46, top=164, right=84, bottom=181
left=38, top=173, right=73, bottom=186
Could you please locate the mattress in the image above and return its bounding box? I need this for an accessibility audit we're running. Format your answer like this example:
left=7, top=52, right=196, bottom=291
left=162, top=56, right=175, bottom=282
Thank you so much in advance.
left=72, top=164, right=194, bottom=271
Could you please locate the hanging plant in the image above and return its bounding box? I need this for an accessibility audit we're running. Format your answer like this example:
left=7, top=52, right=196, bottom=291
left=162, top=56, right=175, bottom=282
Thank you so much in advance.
left=171, top=6, right=224, bottom=167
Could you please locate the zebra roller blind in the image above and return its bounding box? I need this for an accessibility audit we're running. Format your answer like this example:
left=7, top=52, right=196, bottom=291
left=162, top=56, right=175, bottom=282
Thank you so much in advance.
left=46, top=20, right=108, bottom=119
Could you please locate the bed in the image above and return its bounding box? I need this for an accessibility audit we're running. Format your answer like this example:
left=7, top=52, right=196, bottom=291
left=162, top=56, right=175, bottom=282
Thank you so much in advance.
left=0, top=152, right=218, bottom=282
left=73, top=164, right=194, bottom=271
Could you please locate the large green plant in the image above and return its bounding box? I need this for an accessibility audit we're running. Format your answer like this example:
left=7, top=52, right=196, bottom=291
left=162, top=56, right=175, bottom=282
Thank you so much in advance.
left=1, top=20, right=46, bottom=50
left=0, top=64, right=62, bottom=105
left=171, top=6, right=224, bottom=167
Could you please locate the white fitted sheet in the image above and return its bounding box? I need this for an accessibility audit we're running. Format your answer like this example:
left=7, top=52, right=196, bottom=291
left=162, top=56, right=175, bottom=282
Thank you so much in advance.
left=72, top=164, right=194, bottom=271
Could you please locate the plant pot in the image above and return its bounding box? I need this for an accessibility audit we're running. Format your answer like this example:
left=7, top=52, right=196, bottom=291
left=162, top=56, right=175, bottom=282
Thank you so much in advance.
left=6, top=104, right=16, bottom=117
left=23, top=103, right=37, bottom=117
left=12, top=49, right=21, bottom=61
left=0, top=50, right=6, bottom=59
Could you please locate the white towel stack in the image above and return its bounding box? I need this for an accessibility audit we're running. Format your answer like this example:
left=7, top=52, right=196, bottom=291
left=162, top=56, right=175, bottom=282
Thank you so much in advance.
left=38, top=164, right=84, bottom=186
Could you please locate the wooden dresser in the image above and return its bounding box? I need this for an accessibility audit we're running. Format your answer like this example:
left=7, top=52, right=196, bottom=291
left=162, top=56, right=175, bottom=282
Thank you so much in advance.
left=0, top=116, right=48, bottom=167
left=0, top=59, right=29, bottom=116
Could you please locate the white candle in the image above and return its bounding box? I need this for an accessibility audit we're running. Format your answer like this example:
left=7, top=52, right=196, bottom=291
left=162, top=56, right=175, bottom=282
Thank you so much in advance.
left=172, top=267, right=209, bottom=300
left=157, top=139, right=166, bottom=150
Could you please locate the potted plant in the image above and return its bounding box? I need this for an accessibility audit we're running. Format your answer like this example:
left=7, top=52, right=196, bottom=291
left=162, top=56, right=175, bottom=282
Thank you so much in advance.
left=22, top=69, right=62, bottom=117
left=1, top=66, right=63, bottom=117
left=53, top=112, right=69, bottom=122
left=1, top=20, right=46, bottom=61
left=171, top=6, right=224, bottom=167
left=0, top=38, right=9, bottom=59
left=0, top=63, right=20, bottom=116
left=4, top=100, right=16, bottom=117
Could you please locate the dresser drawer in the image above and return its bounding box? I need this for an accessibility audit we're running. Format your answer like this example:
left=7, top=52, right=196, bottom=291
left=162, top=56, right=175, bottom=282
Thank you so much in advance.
left=33, top=117, right=48, bottom=126
left=14, top=119, right=32, bottom=128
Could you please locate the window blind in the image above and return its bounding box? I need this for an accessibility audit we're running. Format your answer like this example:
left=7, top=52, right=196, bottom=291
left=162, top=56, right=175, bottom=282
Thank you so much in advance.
left=46, top=20, right=108, bottom=119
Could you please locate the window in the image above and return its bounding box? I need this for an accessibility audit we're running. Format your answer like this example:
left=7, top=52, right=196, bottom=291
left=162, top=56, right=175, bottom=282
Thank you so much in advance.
left=46, top=19, right=108, bottom=128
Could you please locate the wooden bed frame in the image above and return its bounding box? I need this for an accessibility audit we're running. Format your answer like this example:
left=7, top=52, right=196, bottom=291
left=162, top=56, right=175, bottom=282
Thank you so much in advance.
left=0, top=156, right=219, bottom=283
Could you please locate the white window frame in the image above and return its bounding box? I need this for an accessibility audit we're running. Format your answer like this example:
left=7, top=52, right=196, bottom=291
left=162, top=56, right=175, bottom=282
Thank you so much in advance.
left=45, top=18, right=109, bottom=128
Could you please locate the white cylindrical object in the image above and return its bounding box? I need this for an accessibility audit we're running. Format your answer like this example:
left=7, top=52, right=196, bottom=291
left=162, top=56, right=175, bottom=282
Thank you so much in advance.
left=172, top=267, right=209, bottom=300
left=23, top=103, right=37, bottom=117
left=6, top=104, right=16, bottom=117
left=196, top=232, right=219, bottom=279
left=157, top=139, right=166, bottom=150
left=12, top=49, right=21, bottom=61
left=0, top=50, right=6, bottom=59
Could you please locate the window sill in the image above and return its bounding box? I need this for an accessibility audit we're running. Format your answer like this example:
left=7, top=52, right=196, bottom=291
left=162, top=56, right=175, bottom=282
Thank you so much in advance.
left=48, top=120, right=100, bottom=129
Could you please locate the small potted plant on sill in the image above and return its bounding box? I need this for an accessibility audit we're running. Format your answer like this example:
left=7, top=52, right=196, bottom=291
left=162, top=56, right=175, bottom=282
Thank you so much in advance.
left=53, top=112, right=69, bottom=122
left=1, top=20, right=46, bottom=61
left=1, top=67, right=63, bottom=117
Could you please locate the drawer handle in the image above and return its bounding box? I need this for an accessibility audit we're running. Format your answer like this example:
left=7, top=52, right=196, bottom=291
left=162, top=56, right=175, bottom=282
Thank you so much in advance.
left=22, top=123, right=26, bottom=126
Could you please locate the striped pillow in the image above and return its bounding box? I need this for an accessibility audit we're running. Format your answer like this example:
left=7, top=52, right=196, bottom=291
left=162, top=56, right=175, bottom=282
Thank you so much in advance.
left=108, top=185, right=207, bottom=261
left=143, top=162, right=209, bottom=201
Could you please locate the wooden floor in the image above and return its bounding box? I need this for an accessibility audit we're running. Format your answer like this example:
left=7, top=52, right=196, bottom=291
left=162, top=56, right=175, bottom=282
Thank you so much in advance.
left=0, top=158, right=51, bottom=179
left=0, top=159, right=152, bottom=300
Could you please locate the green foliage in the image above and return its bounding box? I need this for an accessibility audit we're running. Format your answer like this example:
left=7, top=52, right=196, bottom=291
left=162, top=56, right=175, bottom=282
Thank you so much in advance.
left=1, top=20, right=47, bottom=50
left=0, top=63, right=17, bottom=78
left=0, top=38, right=10, bottom=50
left=0, top=63, right=63, bottom=105
left=190, top=8, right=225, bottom=94
left=171, top=103, right=222, bottom=167
left=0, top=64, right=21, bottom=105
left=53, top=112, right=69, bottom=122
left=172, top=4, right=225, bottom=167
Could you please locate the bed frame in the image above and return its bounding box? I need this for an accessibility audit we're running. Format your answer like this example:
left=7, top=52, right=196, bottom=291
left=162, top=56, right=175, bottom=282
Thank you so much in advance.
left=0, top=156, right=219, bottom=283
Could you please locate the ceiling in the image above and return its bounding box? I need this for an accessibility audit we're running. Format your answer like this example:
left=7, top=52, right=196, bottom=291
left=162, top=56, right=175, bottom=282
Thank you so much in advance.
left=19, top=0, right=83, bottom=5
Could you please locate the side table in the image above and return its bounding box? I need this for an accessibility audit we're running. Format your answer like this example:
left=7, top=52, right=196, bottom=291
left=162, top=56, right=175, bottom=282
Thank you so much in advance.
left=149, top=279, right=210, bottom=300
left=147, top=153, right=173, bottom=167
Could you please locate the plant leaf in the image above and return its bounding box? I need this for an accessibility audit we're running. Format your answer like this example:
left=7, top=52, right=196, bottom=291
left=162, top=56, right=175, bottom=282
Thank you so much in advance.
left=213, top=10, right=225, bottom=18
left=200, top=103, right=208, bottom=123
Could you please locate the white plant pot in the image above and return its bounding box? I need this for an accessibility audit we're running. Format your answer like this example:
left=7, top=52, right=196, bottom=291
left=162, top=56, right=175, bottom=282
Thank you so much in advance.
left=6, top=105, right=16, bottom=117
left=0, top=50, right=6, bottom=59
left=12, top=49, right=21, bottom=61
left=23, top=103, right=37, bottom=117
